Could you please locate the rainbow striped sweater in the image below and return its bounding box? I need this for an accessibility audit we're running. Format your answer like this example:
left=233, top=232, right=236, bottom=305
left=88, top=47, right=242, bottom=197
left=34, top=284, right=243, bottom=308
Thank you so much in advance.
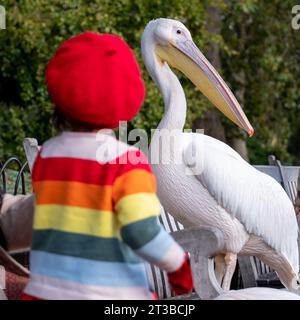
left=24, top=131, right=185, bottom=300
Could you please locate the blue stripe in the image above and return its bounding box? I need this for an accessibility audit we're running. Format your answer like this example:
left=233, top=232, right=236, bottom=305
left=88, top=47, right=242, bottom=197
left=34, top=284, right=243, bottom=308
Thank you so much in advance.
left=135, top=228, right=173, bottom=263
left=30, top=250, right=149, bottom=288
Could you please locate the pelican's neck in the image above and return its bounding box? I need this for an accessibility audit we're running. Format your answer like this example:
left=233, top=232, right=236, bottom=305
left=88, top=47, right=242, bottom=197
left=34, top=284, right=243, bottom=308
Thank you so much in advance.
left=142, top=41, right=187, bottom=131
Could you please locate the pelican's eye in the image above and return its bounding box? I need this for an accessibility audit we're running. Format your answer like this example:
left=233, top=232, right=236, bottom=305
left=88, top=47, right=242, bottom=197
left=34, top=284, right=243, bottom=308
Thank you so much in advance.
left=176, top=29, right=182, bottom=35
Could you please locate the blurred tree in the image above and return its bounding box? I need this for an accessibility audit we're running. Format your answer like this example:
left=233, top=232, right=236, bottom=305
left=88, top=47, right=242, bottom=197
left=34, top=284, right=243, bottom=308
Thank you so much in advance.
left=221, top=0, right=300, bottom=164
left=0, top=0, right=211, bottom=161
left=0, top=0, right=299, bottom=165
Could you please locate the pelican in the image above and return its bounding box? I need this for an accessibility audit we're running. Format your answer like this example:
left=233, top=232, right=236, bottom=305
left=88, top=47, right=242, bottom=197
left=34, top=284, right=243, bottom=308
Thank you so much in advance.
left=141, top=18, right=299, bottom=290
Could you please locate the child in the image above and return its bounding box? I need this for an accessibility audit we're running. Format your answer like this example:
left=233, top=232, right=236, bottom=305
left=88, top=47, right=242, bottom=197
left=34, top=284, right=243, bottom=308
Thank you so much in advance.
left=21, top=32, right=193, bottom=300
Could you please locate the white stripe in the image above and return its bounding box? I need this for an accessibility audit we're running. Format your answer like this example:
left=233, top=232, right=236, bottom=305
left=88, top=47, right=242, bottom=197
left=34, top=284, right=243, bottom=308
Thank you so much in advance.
left=41, top=131, right=136, bottom=163
left=25, top=274, right=152, bottom=300
left=136, top=228, right=173, bottom=263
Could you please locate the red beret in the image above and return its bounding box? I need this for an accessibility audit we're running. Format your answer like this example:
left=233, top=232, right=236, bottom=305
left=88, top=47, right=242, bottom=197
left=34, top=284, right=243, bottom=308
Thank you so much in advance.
left=46, top=32, right=145, bottom=128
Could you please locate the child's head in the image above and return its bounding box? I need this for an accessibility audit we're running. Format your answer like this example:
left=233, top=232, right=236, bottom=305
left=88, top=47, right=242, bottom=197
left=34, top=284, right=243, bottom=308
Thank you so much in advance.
left=46, top=32, right=145, bottom=131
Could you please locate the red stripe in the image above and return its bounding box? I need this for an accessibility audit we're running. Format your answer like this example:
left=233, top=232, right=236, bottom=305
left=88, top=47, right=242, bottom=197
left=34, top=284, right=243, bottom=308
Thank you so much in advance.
left=117, top=149, right=153, bottom=177
left=19, top=293, right=43, bottom=300
left=32, top=149, right=152, bottom=185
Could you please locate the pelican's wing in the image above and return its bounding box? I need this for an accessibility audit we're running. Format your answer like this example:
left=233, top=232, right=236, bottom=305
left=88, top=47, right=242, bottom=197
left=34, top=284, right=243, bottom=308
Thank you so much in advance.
left=183, top=133, right=298, bottom=270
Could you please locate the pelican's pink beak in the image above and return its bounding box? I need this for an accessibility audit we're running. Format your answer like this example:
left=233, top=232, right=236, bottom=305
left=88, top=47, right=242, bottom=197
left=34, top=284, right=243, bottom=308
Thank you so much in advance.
left=156, top=40, right=254, bottom=137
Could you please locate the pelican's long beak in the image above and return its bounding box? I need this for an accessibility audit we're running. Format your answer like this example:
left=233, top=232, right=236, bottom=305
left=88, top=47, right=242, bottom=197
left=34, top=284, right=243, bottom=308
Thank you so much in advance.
left=156, top=40, right=254, bottom=136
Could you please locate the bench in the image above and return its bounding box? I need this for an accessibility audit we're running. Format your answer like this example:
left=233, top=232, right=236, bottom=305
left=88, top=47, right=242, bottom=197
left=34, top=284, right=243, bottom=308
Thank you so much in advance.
left=2, top=138, right=299, bottom=299
left=149, top=156, right=300, bottom=296
left=150, top=155, right=300, bottom=295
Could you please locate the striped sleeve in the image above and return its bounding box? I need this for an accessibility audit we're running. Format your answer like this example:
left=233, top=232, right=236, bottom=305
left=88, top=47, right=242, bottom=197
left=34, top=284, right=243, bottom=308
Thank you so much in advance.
left=113, top=150, right=185, bottom=272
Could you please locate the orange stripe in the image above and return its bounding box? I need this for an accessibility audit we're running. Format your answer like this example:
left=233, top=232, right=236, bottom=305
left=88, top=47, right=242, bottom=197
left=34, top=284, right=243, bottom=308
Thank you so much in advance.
left=33, top=181, right=113, bottom=211
left=113, top=169, right=156, bottom=204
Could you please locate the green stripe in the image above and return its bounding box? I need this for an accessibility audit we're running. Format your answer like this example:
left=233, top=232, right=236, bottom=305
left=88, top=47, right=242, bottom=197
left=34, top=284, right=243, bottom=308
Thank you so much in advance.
left=121, top=216, right=161, bottom=250
left=32, top=229, right=142, bottom=264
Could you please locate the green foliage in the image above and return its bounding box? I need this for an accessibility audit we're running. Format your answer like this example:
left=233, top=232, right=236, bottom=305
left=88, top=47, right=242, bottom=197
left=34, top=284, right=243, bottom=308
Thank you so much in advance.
left=1, top=0, right=300, bottom=165
left=0, top=0, right=211, bottom=161
left=221, top=0, right=300, bottom=164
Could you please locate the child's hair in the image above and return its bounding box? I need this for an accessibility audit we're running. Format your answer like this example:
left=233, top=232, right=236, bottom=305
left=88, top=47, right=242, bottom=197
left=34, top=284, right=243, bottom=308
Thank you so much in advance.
left=53, top=108, right=102, bottom=132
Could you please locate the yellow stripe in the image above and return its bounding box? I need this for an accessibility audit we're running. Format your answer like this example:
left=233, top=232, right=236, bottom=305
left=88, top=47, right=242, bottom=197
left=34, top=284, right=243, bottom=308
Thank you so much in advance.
left=115, top=193, right=160, bottom=226
left=34, top=204, right=120, bottom=238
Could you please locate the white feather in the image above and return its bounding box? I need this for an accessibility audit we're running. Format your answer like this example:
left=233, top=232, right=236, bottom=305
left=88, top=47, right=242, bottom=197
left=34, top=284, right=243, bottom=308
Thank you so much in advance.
left=184, top=133, right=299, bottom=272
